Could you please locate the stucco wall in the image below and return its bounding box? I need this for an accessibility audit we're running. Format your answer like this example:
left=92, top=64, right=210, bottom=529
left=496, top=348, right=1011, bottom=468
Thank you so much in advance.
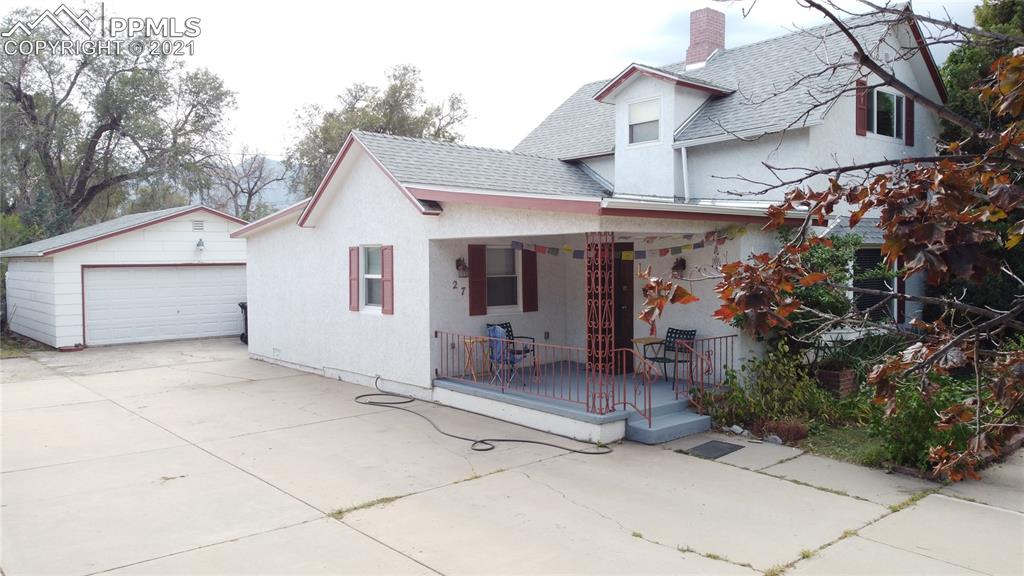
left=611, top=77, right=707, bottom=198
left=681, top=24, right=940, bottom=207
left=580, top=155, right=615, bottom=186
left=428, top=235, right=576, bottom=349
left=245, top=153, right=775, bottom=393
left=5, top=258, right=57, bottom=347
left=19, top=212, right=246, bottom=349
left=686, top=130, right=812, bottom=201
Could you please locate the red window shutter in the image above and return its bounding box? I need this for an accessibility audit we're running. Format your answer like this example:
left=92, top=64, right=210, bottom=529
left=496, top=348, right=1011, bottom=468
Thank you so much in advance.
left=381, top=245, right=394, bottom=315
left=348, top=247, right=359, bottom=311
left=468, top=244, right=486, bottom=316
left=905, top=97, right=915, bottom=147
left=522, top=248, right=538, bottom=313
left=855, top=80, right=868, bottom=136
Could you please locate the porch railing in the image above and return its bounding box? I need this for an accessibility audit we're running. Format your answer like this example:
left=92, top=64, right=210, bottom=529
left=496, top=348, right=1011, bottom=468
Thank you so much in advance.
left=433, top=331, right=655, bottom=426
left=674, top=334, right=737, bottom=409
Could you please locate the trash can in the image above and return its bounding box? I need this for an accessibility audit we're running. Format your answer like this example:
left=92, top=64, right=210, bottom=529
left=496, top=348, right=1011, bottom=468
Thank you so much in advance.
left=238, top=302, right=248, bottom=344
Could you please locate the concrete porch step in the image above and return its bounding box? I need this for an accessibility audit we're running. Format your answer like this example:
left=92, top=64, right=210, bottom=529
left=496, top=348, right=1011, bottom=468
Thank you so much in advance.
left=625, top=410, right=711, bottom=444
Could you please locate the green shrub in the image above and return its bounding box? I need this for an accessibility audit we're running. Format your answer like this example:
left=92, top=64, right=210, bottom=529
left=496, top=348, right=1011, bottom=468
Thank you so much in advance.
left=694, top=341, right=837, bottom=430
left=869, top=375, right=974, bottom=471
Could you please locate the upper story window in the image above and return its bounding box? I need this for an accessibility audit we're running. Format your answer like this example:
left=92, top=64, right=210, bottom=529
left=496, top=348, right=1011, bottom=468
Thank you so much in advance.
left=867, top=89, right=904, bottom=139
left=363, top=245, right=382, bottom=307
left=486, top=246, right=518, bottom=309
left=628, top=98, right=660, bottom=144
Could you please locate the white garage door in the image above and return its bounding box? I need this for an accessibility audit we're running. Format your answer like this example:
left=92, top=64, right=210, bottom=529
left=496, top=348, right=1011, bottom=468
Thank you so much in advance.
left=84, top=265, right=246, bottom=346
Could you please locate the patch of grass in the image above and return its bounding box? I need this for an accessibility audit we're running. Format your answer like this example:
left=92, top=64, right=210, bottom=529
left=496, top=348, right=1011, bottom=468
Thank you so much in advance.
left=704, top=552, right=722, bottom=560
left=842, top=529, right=858, bottom=538
left=631, top=531, right=643, bottom=538
left=764, top=564, right=787, bottom=576
left=800, top=549, right=816, bottom=559
left=330, top=494, right=407, bottom=519
left=802, top=426, right=887, bottom=468
left=888, top=488, right=939, bottom=513
left=0, top=333, right=44, bottom=358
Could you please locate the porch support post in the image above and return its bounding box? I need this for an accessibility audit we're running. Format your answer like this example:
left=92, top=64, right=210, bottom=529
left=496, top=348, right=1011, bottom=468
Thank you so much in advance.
left=585, top=231, right=615, bottom=414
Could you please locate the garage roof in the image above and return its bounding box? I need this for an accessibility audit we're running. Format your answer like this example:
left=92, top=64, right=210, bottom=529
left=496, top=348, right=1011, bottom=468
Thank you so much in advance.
left=0, top=205, right=246, bottom=258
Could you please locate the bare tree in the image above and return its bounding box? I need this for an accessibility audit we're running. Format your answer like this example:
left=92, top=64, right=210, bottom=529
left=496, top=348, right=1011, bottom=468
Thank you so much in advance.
left=205, top=147, right=286, bottom=221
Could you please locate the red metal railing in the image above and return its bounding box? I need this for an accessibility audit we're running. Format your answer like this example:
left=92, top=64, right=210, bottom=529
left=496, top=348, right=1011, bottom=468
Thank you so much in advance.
left=434, top=331, right=655, bottom=426
left=671, top=334, right=737, bottom=405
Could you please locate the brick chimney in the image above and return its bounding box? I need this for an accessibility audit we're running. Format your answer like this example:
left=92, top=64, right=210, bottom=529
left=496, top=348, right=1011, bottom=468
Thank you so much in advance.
left=685, top=8, right=725, bottom=66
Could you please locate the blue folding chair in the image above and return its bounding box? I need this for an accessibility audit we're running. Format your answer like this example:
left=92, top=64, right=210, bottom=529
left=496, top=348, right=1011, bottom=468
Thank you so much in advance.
left=486, top=324, right=530, bottom=386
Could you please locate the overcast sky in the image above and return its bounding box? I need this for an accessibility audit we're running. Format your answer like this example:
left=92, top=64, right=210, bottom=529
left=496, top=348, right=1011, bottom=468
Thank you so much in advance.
left=19, top=0, right=980, bottom=157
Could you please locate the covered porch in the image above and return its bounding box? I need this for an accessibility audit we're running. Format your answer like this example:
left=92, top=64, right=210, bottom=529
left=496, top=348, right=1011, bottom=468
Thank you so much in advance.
left=428, top=230, right=741, bottom=443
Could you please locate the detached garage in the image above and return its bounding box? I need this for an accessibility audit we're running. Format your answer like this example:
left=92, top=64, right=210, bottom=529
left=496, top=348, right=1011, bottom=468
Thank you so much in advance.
left=1, top=205, right=247, bottom=349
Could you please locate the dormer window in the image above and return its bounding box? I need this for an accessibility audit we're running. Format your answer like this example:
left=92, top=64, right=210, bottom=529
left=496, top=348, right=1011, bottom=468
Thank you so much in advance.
left=866, top=89, right=904, bottom=139
left=628, top=98, right=660, bottom=144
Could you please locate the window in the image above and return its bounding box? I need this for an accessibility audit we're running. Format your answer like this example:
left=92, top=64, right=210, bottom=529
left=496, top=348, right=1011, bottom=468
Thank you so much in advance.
left=628, top=98, right=660, bottom=144
left=485, top=247, right=518, bottom=308
left=867, top=89, right=904, bottom=139
left=853, top=248, right=893, bottom=320
left=363, top=246, right=382, bottom=307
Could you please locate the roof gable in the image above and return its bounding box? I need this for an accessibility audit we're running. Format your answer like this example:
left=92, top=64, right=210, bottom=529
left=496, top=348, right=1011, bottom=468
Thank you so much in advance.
left=0, top=205, right=246, bottom=258
left=515, top=6, right=947, bottom=156
left=293, top=130, right=612, bottom=229
left=296, top=133, right=442, bottom=227
left=593, top=63, right=733, bottom=102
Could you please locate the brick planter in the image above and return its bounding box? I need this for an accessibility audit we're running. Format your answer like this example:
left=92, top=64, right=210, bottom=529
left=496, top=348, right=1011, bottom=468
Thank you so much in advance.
left=817, top=367, right=858, bottom=398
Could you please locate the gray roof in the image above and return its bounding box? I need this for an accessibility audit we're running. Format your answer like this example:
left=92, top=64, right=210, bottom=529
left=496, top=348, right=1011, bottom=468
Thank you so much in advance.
left=825, top=216, right=884, bottom=245
left=0, top=205, right=222, bottom=258
left=513, top=80, right=615, bottom=159
left=672, top=14, right=890, bottom=143
left=514, top=12, right=894, bottom=157
left=354, top=131, right=610, bottom=198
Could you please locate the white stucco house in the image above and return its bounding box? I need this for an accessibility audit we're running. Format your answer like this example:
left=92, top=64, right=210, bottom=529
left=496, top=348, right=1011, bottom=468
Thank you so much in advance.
left=233, top=7, right=945, bottom=443
left=1, top=205, right=247, bottom=349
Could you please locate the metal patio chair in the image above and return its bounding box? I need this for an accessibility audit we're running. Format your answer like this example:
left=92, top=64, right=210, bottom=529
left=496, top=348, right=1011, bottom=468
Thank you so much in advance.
left=645, top=328, right=697, bottom=390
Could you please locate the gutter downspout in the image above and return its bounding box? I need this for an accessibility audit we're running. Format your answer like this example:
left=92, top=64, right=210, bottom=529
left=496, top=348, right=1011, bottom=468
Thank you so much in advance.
left=680, top=146, right=691, bottom=202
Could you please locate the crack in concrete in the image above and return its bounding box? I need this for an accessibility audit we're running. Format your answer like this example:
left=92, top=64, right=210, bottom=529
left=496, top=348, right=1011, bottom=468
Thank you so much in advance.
left=776, top=487, right=947, bottom=575
left=518, top=469, right=633, bottom=534
left=517, top=470, right=759, bottom=573
left=84, top=518, right=325, bottom=576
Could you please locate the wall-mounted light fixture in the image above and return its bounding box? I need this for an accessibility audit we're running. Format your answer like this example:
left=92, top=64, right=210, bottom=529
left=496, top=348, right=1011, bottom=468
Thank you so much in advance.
left=196, top=238, right=205, bottom=252
left=455, top=256, right=469, bottom=278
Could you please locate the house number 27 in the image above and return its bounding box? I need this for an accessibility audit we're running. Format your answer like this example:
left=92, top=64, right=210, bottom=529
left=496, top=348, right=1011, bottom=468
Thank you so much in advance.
left=452, top=280, right=465, bottom=295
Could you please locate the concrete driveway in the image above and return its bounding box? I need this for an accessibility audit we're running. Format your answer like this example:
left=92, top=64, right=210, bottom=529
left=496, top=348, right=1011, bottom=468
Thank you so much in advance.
left=2, top=338, right=1022, bottom=575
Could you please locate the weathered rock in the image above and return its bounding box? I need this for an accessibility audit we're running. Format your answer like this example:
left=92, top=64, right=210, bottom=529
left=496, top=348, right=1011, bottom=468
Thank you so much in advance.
left=765, top=435, right=784, bottom=445
left=729, top=424, right=744, bottom=434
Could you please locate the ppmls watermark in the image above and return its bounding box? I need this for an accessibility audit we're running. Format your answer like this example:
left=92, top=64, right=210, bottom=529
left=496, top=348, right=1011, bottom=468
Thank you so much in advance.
left=2, top=3, right=201, bottom=56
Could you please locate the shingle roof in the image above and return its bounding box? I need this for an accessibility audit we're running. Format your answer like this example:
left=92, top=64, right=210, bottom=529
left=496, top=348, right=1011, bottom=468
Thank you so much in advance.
left=0, top=205, right=237, bottom=258
left=354, top=131, right=610, bottom=198
left=512, top=80, right=615, bottom=159
left=672, top=14, right=891, bottom=143
left=514, top=12, right=895, bottom=157
left=825, top=216, right=885, bottom=245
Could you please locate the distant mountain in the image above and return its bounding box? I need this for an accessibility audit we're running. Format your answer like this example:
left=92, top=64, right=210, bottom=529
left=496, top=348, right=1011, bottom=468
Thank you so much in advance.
left=260, top=159, right=299, bottom=209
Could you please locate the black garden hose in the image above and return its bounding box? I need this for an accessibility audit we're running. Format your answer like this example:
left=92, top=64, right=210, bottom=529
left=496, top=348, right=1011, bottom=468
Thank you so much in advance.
left=354, top=376, right=613, bottom=455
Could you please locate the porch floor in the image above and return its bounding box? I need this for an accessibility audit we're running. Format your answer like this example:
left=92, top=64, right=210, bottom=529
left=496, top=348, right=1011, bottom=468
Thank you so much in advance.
left=433, top=360, right=710, bottom=442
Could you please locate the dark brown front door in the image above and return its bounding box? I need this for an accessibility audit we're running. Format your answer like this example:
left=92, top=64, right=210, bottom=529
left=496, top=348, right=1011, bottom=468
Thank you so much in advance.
left=613, top=242, right=635, bottom=371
